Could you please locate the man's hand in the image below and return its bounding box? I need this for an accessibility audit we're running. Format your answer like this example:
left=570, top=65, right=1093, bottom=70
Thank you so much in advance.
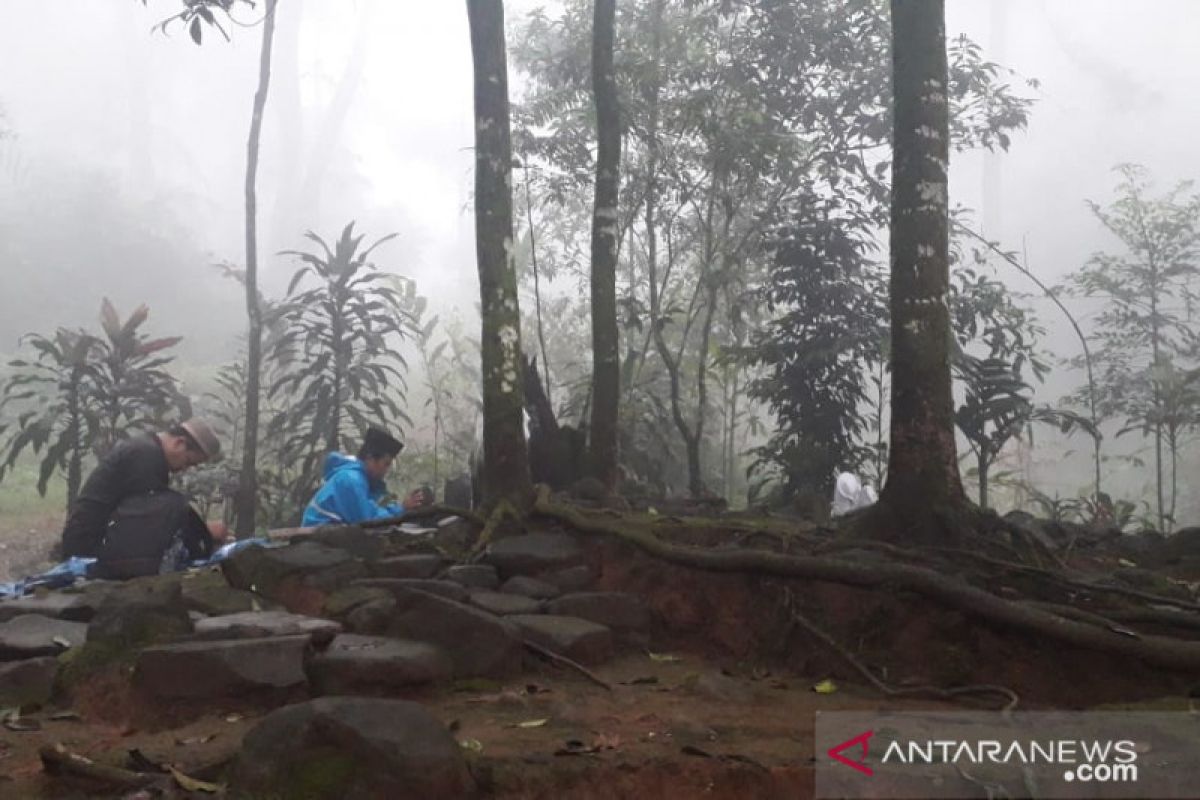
left=207, top=520, right=231, bottom=543
left=403, top=487, right=432, bottom=510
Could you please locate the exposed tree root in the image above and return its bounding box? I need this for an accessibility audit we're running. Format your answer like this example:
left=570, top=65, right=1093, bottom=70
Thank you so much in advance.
left=40, top=744, right=157, bottom=790
left=466, top=499, right=518, bottom=562
left=523, top=639, right=613, bottom=691
left=531, top=488, right=1200, bottom=673
left=779, top=588, right=1020, bottom=711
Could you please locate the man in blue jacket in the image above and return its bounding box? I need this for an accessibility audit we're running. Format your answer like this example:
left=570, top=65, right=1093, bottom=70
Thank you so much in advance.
left=302, top=426, right=430, bottom=526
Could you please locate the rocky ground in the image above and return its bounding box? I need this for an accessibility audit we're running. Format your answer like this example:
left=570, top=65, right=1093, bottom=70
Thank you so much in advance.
left=0, top=510, right=1197, bottom=798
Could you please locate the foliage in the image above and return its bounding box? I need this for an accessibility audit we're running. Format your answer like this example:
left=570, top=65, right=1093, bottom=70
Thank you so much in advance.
left=265, top=222, right=415, bottom=515
left=0, top=300, right=183, bottom=507
left=1067, top=164, right=1200, bottom=530
left=0, top=329, right=100, bottom=504
left=141, top=0, right=256, bottom=45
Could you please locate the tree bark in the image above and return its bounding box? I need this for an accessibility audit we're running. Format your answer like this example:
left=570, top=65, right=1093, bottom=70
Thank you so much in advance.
left=879, top=0, right=965, bottom=532
left=235, top=0, right=279, bottom=536
left=588, top=0, right=621, bottom=491
left=466, top=0, right=533, bottom=509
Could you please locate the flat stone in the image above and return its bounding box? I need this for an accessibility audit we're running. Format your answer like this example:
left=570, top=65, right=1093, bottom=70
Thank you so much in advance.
left=180, top=569, right=258, bottom=615
left=294, top=526, right=383, bottom=560
left=500, top=575, right=561, bottom=600
left=0, top=615, right=89, bottom=660
left=368, top=554, right=444, bottom=580
left=541, top=564, right=596, bottom=592
left=193, top=611, right=341, bottom=644
left=385, top=590, right=522, bottom=678
left=353, top=578, right=469, bottom=604
left=345, top=598, right=398, bottom=635
left=0, top=656, right=58, bottom=707
left=445, top=564, right=500, bottom=590
left=230, top=697, right=474, bottom=799
left=507, top=614, right=613, bottom=666
left=468, top=590, right=542, bottom=616
left=483, top=533, right=585, bottom=577
left=324, top=586, right=395, bottom=618
left=0, top=592, right=95, bottom=623
left=545, top=592, right=651, bottom=632
left=307, top=634, right=451, bottom=695
left=221, top=541, right=367, bottom=615
left=134, top=635, right=309, bottom=700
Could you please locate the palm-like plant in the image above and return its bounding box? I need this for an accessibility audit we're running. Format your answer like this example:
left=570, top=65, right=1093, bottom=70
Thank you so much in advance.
left=90, top=299, right=184, bottom=454
left=267, top=222, right=415, bottom=505
left=0, top=330, right=101, bottom=505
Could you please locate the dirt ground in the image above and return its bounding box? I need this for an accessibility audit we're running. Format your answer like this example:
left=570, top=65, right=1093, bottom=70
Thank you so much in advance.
left=0, top=513, right=58, bottom=583
left=0, top=649, right=981, bottom=799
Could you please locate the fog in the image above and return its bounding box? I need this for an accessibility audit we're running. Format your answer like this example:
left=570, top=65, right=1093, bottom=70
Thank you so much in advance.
left=2, top=0, right=1199, bottom=518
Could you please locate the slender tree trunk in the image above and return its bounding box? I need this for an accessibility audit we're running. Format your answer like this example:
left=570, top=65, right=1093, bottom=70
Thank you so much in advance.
left=879, top=0, right=965, bottom=535
left=977, top=450, right=988, bottom=509
left=466, top=0, right=533, bottom=508
left=235, top=0, right=279, bottom=536
left=589, top=0, right=621, bottom=490
left=522, top=163, right=553, bottom=401
left=66, top=372, right=83, bottom=509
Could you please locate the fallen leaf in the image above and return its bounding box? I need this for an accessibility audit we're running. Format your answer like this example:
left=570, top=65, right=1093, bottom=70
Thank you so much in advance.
left=4, top=717, right=41, bottom=732
left=52, top=636, right=73, bottom=648
left=48, top=711, right=82, bottom=722
left=515, top=718, right=549, bottom=729
left=623, top=676, right=659, bottom=686
left=175, top=734, right=216, bottom=746
left=169, top=765, right=222, bottom=793
left=223, top=713, right=243, bottom=723
left=647, top=651, right=681, bottom=663
left=812, top=679, right=838, bottom=694
left=459, top=738, right=484, bottom=753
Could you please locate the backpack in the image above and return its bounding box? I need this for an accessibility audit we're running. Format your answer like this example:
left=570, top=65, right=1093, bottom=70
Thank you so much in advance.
left=94, top=489, right=214, bottom=580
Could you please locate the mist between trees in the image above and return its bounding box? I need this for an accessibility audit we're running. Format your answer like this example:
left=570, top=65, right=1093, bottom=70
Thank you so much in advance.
left=2, top=0, right=1199, bottom=536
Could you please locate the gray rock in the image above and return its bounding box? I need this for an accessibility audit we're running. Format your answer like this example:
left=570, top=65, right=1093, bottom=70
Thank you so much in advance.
left=324, top=585, right=395, bottom=618
left=483, top=533, right=585, bottom=577
left=85, top=574, right=192, bottom=648
left=221, top=541, right=367, bottom=607
left=545, top=592, right=651, bottom=632
left=386, top=589, right=522, bottom=678
left=468, top=590, right=542, bottom=616
left=296, top=526, right=383, bottom=560
left=0, top=592, right=96, bottom=623
left=368, top=554, right=444, bottom=580
left=180, top=568, right=259, bottom=616
left=345, top=598, right=398, bottom=635
left=307, top=634, right=451, bottom=695
left=134, top=635, right=309, bottom=700
left=353, top=578, right=469, bottom=604
left=192, top=611, right=341, bottom=644
left=446, top=564, right=500, bottom=590
left=0, top=615, right=88, bottom=660
left=507, top=614, right=613, bottom=666
left=499, top=575, right=561, bottom=600
left=0, top=656, right=58, bottom=707
left=230, top=697, right=474, bottom=800
left=541, top=564, right=596, bottom=592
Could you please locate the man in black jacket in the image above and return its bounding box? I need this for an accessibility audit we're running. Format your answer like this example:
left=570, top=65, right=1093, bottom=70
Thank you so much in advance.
left=61, top=419, right=228, bottom=574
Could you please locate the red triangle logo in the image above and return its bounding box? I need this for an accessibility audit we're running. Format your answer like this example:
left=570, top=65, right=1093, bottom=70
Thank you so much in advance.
left=828, top=730, right=874, bottom=776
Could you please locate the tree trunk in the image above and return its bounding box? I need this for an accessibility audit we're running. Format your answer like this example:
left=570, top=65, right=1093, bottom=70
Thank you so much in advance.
left=235, top=0, right=279, bottom=536
left=879, top=0, right=965, bottom=533
left=977, top=450, right=988, bottom=509
left=66, top=371, right=84, bottom=509
left=588, top=0, right=621, bottom=491
left=522, top=163, right=553, bottom=401
left=466, top=0, right=533, bottom=509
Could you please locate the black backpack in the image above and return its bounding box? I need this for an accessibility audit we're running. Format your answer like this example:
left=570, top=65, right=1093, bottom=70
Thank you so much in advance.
left=94, top=489, right=214, bottom=580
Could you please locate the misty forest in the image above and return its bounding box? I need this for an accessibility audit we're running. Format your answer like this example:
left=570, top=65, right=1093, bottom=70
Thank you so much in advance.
left=1, top=1, right=1200, bottom=797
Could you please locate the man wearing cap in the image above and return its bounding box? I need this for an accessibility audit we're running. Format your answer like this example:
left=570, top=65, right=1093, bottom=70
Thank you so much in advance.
left=302, top=426, right=430, bottom=526
left=61, top=419, right=229, bottom=572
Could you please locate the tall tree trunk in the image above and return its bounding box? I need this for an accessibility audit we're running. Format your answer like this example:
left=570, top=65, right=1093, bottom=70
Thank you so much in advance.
left=879, top=0, right=965, bottom=535
left=235, top=0, right=279, bottom=536
left=66, top=371, right=84, bottom=509
left=589, top=0, right=621, bottom=490
left=466, top=0, right=533, bottom=508
left=522, top=162, right=553, bottom=401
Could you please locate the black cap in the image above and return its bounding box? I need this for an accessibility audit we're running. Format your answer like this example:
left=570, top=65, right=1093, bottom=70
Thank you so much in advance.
left=362, top=426, right=403, bottom=458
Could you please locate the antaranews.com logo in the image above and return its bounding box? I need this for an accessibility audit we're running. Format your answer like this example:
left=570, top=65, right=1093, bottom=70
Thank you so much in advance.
left=815, top=711, right=1194, bottom=799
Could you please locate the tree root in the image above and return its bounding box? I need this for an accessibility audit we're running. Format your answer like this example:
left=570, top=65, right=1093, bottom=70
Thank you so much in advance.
left=40, top=744, right=158, bottom=790
left=780, top=588, right=1019, bottom=710
left=465, top=500, right=518, bottom=562
left=364, top=504, right=485, bottom=529
left=523, top=639, right=613, bottom=691
left=532, top=490, right=1200, bottom=672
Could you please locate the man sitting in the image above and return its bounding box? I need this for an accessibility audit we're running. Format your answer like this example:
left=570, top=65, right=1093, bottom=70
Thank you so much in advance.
left=302, top=426, right=430, bottom=526
left=61, top=419, right=230, bottom=578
